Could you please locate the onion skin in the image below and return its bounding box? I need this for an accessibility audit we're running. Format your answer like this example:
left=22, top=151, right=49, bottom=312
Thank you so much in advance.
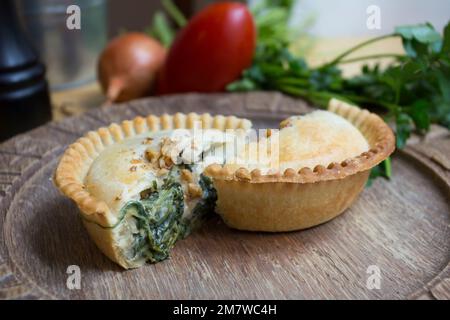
left=98, top=32, right=166, bottom=103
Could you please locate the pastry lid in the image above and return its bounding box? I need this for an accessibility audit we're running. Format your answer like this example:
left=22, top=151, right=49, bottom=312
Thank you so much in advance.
left=204, top=99, right=395, bottom=184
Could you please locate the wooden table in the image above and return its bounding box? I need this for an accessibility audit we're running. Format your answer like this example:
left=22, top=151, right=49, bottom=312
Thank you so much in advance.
left=50, top=82, right=104, bottom=121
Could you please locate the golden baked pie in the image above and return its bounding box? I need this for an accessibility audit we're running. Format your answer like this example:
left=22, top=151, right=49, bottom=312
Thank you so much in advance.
left=54, top=99, right=395, bottom=268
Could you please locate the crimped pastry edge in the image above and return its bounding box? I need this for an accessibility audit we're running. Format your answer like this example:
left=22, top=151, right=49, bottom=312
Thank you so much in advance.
left=204, top=99, right=395, bottom=184
left=54, top=112, right=252, bottom=227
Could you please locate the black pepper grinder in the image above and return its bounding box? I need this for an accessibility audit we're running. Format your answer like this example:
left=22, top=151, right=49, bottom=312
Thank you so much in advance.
left=0, top=0, right=52, bottom=142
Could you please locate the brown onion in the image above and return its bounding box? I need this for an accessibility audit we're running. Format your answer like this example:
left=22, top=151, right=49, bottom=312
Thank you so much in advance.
left=98, top=32, right=166, bottom=103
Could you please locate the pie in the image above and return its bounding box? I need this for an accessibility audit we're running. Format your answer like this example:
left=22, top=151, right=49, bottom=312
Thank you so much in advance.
left=54, top=99, right=395, bottom=268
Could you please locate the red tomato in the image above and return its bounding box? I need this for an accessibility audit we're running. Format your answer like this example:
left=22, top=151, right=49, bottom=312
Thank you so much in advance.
left=156, top=2, right=256, bottom=94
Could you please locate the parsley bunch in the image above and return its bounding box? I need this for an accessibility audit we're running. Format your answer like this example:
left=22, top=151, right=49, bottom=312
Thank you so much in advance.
left=228, top=22, right=450, bottom=149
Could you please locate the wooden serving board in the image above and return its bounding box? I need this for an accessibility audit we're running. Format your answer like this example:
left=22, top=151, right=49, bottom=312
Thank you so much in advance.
left=0, top=92, right=449, bottom=300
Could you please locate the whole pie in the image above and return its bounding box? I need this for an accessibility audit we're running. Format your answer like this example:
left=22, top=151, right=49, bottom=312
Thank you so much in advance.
left=54, top=99, right=395, bottom=268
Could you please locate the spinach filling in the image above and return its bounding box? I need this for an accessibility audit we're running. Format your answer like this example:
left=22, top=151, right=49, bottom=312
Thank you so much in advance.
left=120, top=166, right=217, bottom=264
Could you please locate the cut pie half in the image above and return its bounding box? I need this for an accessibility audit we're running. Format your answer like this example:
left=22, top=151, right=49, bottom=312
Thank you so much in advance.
left=54, top=113, right=251, bottom=268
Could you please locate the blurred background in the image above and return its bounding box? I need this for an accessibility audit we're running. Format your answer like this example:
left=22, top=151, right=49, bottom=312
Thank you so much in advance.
left=15, top=0, right=450, bottom=90
left=1, top=0, right=449, bottom=140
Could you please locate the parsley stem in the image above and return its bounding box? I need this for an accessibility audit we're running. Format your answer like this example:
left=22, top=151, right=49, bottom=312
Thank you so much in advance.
left=162, top=0, right=187, bottom=28
left=335, top=94, right=398, bottom=112
left=338, top=53, right=404, bottom=64
left=324, top=34, right=396, bottom=67
left=384, top=157, right=392, bottom=179
left=277, top=84, right=399, bottom=112
left=277, top=85, right=348, bottom=107
left=275, top=77, right=310, bottom=87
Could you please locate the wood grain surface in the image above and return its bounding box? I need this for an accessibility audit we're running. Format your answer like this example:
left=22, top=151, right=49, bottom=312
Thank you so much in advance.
left=0, top=92, right=448, bottom=300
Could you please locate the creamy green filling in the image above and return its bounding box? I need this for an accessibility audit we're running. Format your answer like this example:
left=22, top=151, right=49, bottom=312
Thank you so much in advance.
left=120, top=166, right=217, bottom=264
